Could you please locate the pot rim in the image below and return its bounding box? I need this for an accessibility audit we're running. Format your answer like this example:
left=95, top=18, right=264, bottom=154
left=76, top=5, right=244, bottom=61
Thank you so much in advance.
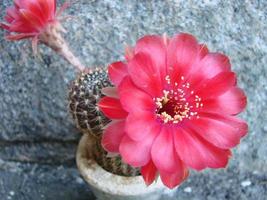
left=76, top=134, right=166, bottom=196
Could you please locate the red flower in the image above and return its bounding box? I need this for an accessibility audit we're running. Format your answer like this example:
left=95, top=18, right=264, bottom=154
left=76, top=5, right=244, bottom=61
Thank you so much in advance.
left=1, top=0, right=59, bottom=40
left=0, top=0, right=71, bottom=52
left=0, top=1, right=86, bottom=71
left=98, top=33, right=248, bottom=189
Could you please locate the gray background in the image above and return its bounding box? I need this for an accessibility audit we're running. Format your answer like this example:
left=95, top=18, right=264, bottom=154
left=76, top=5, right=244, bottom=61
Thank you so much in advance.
left=0, top=0, right=266, bottom=199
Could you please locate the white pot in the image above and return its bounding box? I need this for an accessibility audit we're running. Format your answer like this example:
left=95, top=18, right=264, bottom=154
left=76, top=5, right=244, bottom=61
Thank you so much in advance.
left=76, top=134, right=175, bottom=200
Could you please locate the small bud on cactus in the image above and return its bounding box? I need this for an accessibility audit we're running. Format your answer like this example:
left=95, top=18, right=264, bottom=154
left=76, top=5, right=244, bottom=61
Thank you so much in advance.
left=68, top=68, right=112, bottom=137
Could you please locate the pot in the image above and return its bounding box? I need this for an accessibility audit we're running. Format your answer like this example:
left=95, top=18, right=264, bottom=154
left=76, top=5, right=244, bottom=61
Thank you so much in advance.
left=76, top=134, right=175, bottom=200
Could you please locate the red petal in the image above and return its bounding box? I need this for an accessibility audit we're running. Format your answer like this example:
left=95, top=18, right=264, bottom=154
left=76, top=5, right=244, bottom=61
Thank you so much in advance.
left=101, top=120, right=125, bottom=153
left=188, top=53, right=231, bottom=88
left=4, top=7, right=37, bottom=33
left=119, top=76, right=155, bottom=113
left=23, top=0, right=47, bottom=22
left=19, top=9, right=44, bottom=31
left=135, top=35, right=167, bottom=79
left=159, top=165, right=189, bottom=189
left=200, top=53, right=231, bottom=77
left=119, top=129, right=158, bottom=167
left=187, top=115, right=247, bottom=149
left=5, top=33, right=37, bottom=40
left=14, top=0, right=23, bottom=8
left=198, top=44, right=209, bottom=60
left=151, top=127, right=179, bottom=173
left=199, top=113, right=248, bottom=138
left=108, top=61, right=128, bottom=86
left=202, top=87, right=247, bottom=115
left=52, top=0, right=56, bottom=14
left=125, top=111, right=161, bottom=141
left=194, top=72, right=236, bottom=98
left=6, top=7, right=20, bottom=20
left=167, top=33, right=199, bottom=81
left=128, top=52, right=163, bottom=97
left=36, top=0, right=50, bottom=20
left=8, top=21, right=35, bottom=33
left=174, top=127, right=231, bottom=170
left=141, top=160, right=158, bottom=186
left=5, top=14, right=14, bottom=23
left=98, top=97, right=128, bottom=119
left=45, top=0, right=56, bottom=17
left=0, top=23, right=10, bottom=30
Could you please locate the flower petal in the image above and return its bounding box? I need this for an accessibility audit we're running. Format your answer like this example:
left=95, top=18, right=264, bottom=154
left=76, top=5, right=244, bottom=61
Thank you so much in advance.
left=1, top=0, right=58, bottom=39
left=101, top=120, right=125, bottom=153
left=128, top=52, right=163, bottom=97
left=125, top=111, right=161, bottom=141
left=201, top=87, right=247, bottom=115
left=16, top=0, right=45, bottom=21
left=19, top=9, right=44, bottom=31
left=45, top=0, right=56, bottom=17
left=167, top=33, right=199, bottom=81
left=141, top=160, right=158, bottom=186
left=6, top=7, right=20, bottom=20
left=135, top=35, right=167, bottom=79
left=14, top=0, right=23, bottom=8
left=151, top=127, right=179, bottom=173
left=188, top=53, right=231, bottom=88
left=187, top=115, right=248, bottom=149
left=174, top=127, right=231, bottom=170
left=120, top=128, right=158, bottom=167
left=198, top=44, right=209, bottom=60
left=5, top=33, right=37, bottom=40
left=36, top=0, right=50, bottom=20
left=98, top=96, right=128, bottom=119
left=108, top=61, right=128, bottom=86
left=119, top=76, right=155, bottom=113
left=159, top=165, right=189, bottom=189
left=200, top=53, right=231, bottom=77
left=194, top=72, right=236, bottom=98
left=7, top=20, right=35, bottom=33
left=199, top=113, right=248, bottom=138
left=1, top=21, right=10, bottom=30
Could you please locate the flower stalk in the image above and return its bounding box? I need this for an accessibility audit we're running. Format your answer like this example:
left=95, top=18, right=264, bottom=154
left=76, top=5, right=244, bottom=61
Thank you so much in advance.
left=39, top=23, right=85, bottom=72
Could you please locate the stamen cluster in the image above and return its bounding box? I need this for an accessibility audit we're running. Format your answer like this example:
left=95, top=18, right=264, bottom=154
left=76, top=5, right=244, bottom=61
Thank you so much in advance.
left=155, top=75, right=203, bottom=124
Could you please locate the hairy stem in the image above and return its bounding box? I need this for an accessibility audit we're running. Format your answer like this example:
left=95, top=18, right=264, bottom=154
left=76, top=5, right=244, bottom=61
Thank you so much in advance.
left=59, top=41, right=85, bottom=71
left=40, top=23, right=85, bottom=72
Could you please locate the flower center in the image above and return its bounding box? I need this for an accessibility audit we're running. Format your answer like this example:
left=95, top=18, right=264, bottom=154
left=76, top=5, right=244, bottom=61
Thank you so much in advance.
left=155, top=75, right=203, bottom=124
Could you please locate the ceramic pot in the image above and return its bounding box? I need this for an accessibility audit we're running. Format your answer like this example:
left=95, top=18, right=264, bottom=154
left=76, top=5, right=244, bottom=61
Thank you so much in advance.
left=76, top=134, right=174, bottom=200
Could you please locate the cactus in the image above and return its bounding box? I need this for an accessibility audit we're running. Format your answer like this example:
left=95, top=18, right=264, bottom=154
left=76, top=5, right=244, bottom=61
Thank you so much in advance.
left=68, top=68, right=111, bottom=136
left=92, top=137, right=140, bottom=176
left=68, top=67, right=140, bottom=176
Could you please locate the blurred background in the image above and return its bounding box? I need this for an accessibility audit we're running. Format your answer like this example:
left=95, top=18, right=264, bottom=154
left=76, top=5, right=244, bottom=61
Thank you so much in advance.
left=0, top=0, right=266, bottom=199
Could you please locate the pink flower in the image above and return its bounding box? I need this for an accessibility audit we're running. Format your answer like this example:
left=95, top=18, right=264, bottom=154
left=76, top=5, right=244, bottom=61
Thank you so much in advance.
left=98, top=33, right=248, bottom=189
left=0, top=1, right=85, bottom=71
left=0, top=0, right=70, bottom=52
left=1, top=0, right=59, bottom=40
